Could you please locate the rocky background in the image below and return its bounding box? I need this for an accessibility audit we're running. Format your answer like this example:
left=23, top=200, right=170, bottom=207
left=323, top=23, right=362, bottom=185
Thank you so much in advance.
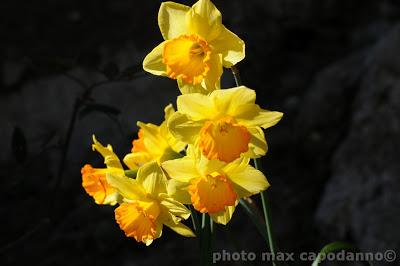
left=1, top=0, right=399, bottom=265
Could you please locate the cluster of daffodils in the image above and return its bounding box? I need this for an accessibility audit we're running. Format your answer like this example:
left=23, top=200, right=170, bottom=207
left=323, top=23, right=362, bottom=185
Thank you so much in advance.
left=81, top=0, right=282, bottom=246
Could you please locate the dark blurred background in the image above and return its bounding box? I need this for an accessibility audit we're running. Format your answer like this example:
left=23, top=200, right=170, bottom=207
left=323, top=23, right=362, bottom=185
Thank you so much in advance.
left=1, top=0, right=399, bottom=265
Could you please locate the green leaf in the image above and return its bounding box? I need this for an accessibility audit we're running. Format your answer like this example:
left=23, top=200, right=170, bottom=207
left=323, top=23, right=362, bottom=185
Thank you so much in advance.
left=200, top=213, right=213, bottom=266
left=239, top=198, right=268, bottom=242
left=312, top=242, right=356, bottom=266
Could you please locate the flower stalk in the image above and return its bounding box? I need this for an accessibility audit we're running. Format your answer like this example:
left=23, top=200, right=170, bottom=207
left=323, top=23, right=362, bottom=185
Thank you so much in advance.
left=232, top=67, right=279, bottom=266
left=231, top=65, right=242, bottom=87
left=190, top=205, right=201, bottom=233
left=239, top=198, right=268, bottom=242
left=255, top=158, right=278, bottom=266
left=201, top=214, right=213, bottom=266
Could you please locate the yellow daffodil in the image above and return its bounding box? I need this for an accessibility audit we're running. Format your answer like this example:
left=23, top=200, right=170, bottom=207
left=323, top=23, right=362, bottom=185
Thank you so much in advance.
left=167, top=86, right=283, bottom=163
left=81, top=136, right=124, bottom=205
left=162, top=146, right=269, bottom=224
left=107, top=161, right=195, bottom=245
left=124, top=104, right=186, bottom=170
left=143, top=0, right=245, bottom=94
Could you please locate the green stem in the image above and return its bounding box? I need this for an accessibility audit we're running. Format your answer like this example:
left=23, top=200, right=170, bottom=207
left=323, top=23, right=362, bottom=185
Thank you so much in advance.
left=189, top=205, right=201, bottom=233
left=255, top=158, right=278, bottom=266
left=231, top=66, right=279, bottom=266
left=201, top=213, right=212, bottom=266
left=239, top=198, right=268, bottom=242
left=231, top=65, right=242, bottom=86
left=210, top=217, right=215, bottom=260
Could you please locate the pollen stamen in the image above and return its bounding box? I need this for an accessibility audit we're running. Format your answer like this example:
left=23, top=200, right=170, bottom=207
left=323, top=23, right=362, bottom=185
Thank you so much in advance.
left=163, top=34, right=212, bottom=85
left=189, top=172, right=237, bottom=214
left=199, top=117, right=251, bottom=163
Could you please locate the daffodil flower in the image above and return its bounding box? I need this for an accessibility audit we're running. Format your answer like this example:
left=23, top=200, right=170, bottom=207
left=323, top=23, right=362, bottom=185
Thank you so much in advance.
left=81, top=136, right=124, bottom=205
left=124, top=104, right=186, bottom=170
left=107, top=161, right=195, bottom=245
left=167, top=86, right=283, bottom=163
left=143, top=0, right=245, bottom=94
left=162, top=146, right=269, bottom=224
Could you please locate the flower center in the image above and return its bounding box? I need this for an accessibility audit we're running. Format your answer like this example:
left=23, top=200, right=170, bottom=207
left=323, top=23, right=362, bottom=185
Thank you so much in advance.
left=163, top=34, right=212, bottom=85
left=81, top=164, right=116, bottom=204
left=189, top=172, right=237, bottom=214
left=199, top=117, right=251, bottom=163
left=115, top=201, right=160, bottom=243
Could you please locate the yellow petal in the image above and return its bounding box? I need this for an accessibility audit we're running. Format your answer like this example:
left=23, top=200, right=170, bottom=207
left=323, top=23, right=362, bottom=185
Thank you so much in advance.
left=160, top=195, right=191, bottom=220
left=163, top=215, right=196, bottom=237
left=239, top=110, right=284, bottom=129
left=178, top=78, right=209, bottom=94
left=92, top=135, right=123, bottom=170
left=106, top=172, right=146, bottom=201
left=202, top=53, right=222, bottom=92
left=158, top=2, right=190, bottom=40
left=227, top=164, right=270, bottom=198
left=158, top=205, right=194, bottom=237
left=160, top=105, right=187, bottom=152
left=222, top=156, right=249, bottom=173
left=138, top=121, right=168, bottom=155
left=136, top=162, right=168, bottom=196
left=186, top=0, right=222, bottom=42
left=143, top=41, right=167, bottom=76
left=123, top=152, right=152, bottom=170
left=162, top=127, right=187, bottom=153
left=185, top=144, right=199, bottom=158
left=177, top=92, right=215, bottom=120
left=197, top=157, right=226, bottom=177
left=232, top=103, right=260, bottom=123
left=130, top=118, right=183, bottom=166
left=211, top=86, right=256, bottom=117
left=211, top=26, right=245, bottom=67
left=167, top=179, right=192, bottom=204
left=164, top=103, right=175, bottom=121
left=246, top=127, right=268, bottom=158
left=162, top=156, right=199, bottom=183
left=158, top=147, right=183, bottom=164
left=167, top=112, right=204, bottom=144
left=210, top=204, right=236, bottom=225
